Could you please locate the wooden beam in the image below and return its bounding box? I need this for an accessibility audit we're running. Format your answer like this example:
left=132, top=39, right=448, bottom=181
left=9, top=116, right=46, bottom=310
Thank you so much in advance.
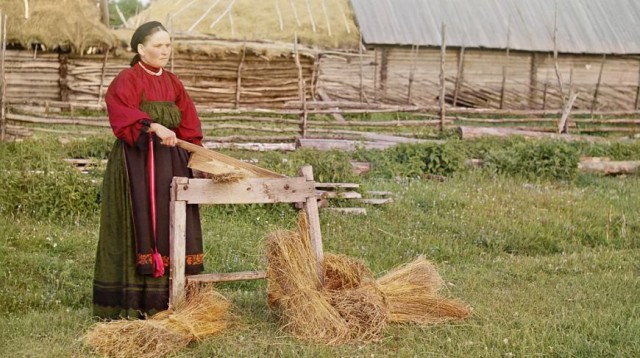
left=188, top=270, right=267, bottom=283
left=174, top=177, right=315, bottom=205
left=300, top=165, right=324, bottom=284
left=169, top=177, right=188, bottom=307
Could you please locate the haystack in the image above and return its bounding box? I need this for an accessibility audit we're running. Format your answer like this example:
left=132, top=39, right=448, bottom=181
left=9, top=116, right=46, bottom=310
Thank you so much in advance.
left=266, top=213, right=471, bottom=344
left=3, top=0, right=116, bottom=52
left=84, top=286, right=230, bottom=358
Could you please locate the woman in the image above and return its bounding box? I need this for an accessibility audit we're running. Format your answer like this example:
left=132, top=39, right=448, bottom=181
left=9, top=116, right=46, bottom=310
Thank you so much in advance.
left=93, top=21, right=205, bottom=319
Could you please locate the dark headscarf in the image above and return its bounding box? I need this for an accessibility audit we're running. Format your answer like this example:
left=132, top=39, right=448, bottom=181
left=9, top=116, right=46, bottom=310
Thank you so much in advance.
left=129, top=21, right=168, bottom=67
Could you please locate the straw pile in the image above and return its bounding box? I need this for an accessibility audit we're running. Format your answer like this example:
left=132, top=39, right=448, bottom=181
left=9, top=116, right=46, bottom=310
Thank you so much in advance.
left=84, top=286, right=230, bottom=358
left=266, top=213, right=471, bottom=344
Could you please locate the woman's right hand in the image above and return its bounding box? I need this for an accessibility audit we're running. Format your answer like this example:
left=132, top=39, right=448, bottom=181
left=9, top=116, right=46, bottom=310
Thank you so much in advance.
left=148, top=123, right=177, bottom=146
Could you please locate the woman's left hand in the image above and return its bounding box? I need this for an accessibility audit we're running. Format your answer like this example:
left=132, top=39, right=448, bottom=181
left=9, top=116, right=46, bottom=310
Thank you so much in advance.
left=149, top=123, right=177, bottom=146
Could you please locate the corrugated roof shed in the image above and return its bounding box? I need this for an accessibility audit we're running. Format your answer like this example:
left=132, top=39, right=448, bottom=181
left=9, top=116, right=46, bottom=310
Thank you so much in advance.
left=350, top=0, right=640, bottom=54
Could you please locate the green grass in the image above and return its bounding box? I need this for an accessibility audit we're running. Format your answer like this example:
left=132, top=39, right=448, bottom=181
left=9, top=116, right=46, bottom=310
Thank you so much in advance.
left=1, top=137, right=639, bottom=357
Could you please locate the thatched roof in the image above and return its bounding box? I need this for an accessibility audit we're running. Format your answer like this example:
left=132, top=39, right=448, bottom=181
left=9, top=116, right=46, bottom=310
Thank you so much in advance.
left=125, top=0, right=360, bottom=50
left=1, top=0, right=117, bottom=52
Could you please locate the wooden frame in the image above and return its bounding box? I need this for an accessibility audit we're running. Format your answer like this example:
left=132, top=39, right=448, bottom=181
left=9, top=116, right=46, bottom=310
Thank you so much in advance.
left=169, top=165, right=323, bottom=305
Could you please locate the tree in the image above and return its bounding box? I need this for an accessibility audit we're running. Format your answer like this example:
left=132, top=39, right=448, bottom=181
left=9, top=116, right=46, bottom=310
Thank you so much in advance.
left=108, top=0, right=148, bottom=28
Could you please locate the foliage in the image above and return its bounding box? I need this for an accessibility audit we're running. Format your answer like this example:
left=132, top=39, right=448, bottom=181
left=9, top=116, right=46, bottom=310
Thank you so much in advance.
left=108, top=0, right=148, bottom=27
left=352, top=141, right=468, bottom=179
left=482, top=139, right=580, bottom=181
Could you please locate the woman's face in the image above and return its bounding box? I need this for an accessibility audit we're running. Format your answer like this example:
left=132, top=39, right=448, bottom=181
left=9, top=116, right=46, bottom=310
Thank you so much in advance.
left=138, top=30, right=171, bottom=68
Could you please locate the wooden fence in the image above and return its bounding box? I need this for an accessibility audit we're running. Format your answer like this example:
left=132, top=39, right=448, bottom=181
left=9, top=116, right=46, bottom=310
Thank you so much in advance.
left=2, top=98, right=638, bottom=145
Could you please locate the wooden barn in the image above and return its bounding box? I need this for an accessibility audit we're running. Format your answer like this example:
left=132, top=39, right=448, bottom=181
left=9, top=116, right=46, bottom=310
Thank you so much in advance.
left=319, top=0, right=640, bottom=110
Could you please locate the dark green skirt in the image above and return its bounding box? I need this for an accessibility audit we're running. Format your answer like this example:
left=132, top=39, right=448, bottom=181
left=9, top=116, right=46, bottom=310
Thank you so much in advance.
left=92, top=139, right=204, bottom=319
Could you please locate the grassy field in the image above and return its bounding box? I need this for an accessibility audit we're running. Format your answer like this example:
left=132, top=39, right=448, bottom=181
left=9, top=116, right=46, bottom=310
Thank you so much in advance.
left=0, top=136, right=639, bottom=357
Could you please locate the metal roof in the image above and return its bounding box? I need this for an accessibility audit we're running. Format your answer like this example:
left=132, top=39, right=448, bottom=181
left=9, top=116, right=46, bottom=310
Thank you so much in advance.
left=350, top=0, right=640, bottom=54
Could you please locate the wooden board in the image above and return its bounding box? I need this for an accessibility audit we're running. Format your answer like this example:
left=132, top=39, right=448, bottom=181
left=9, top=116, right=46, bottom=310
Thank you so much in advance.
left=174, top=177, right=316, bottom=204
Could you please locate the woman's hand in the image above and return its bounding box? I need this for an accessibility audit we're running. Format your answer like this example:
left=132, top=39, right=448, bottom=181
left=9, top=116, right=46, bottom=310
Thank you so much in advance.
left=148, top=123, right=177, bottom=146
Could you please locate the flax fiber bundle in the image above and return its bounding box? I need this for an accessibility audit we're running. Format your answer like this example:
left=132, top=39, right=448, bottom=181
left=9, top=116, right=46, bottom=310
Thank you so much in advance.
left=266, top=213, right=471, bottom=344
left=266, top=213, right=387, bottom=344
left=376, top=255, right=471, bottom=324
left=84, top=286, right=230, bottom=357
left=178, top=139, right=284, bottom=183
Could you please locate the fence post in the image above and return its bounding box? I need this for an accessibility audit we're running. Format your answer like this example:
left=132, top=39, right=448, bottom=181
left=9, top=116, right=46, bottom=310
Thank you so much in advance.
left=590, top=54, right=606, bottom=114
left=439, top=22, right=447, bottom=131
left=235, top=43, right=246, bottom=109
left=453, top=46, right=465, bottom=107
left=0, top=12, right=7, bottom=141
left=97, top=48, right=109, bottom=105
left=293, top=35, right=308, bottom=137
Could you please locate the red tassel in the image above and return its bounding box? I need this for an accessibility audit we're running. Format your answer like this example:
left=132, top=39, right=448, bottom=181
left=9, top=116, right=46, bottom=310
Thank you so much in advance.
left=152, top=252, right=165, bottom=278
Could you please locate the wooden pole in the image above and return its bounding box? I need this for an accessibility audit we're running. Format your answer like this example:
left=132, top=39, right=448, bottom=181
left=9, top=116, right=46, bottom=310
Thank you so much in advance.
left=275, top=0, right=283, bottom=31
left=553, top=3, right=565, bottom=104
left=560, top=67, right=574, bottom=133
left=500, top=22, right=511, bottom=109
left=358, top=33, right=364, bottom=103
left=529, top=53, right=539, bottom=108
left=591, top=54, right=606, bottom=114
left=380, top=48, right=389, bottom=98
left=289, top=0, right=301, bottom=27
left=299, top=165, right=324, bottom=284
left=294, top=35, right=308, bottom=137
left=97, top=48, right=109, bottom=105
left=543, top=54, right=551, bottom=111
left=304, top=0, right=316, bottom=33
left=235, top=43, right=246, bottom=109
left=439, top=22, right=447, bottom=131
left=407, top=45, right=417, bottom=104
left=453, top=46, right=465, bottom=107
left=319, top=0, right=331, bottom=36
left=635, top=59, right=640, bottom=110
left=0, top=13, right=7, bottom=141
left=373, top=48, right=378, bottom=102
left=558, top=92, right=578, bottom=134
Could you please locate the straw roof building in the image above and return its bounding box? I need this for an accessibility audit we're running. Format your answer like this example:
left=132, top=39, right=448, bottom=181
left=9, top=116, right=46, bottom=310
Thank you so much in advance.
left=1, top=0, right=116, bottom=52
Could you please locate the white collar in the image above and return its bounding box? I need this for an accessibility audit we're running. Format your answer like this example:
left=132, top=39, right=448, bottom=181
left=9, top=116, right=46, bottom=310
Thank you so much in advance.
left=138, top=61, right=163, bottom=76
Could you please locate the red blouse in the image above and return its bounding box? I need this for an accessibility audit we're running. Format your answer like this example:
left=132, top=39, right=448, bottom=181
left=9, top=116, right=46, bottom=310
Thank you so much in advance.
left=105, top=63, right=203, bottom=146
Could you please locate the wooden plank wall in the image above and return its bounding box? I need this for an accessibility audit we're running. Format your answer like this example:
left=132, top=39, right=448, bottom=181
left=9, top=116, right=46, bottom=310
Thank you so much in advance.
left=318, top=47, right=640, bottom=110
left=4, top=51, right=60, bottom=101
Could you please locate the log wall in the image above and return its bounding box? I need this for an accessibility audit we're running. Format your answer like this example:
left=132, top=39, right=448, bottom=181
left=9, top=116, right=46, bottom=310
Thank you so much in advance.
left=318, top=46, right=640, bottom=110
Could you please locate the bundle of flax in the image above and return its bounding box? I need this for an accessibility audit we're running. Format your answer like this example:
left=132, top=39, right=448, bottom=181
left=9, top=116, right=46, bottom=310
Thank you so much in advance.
left=84, top=286, right=230, bottom=358
left=376, top=256, right=471, bottom=324
left=266, top=213, right=470, bottom=344
left=177, top=139, right=283, bottom=183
